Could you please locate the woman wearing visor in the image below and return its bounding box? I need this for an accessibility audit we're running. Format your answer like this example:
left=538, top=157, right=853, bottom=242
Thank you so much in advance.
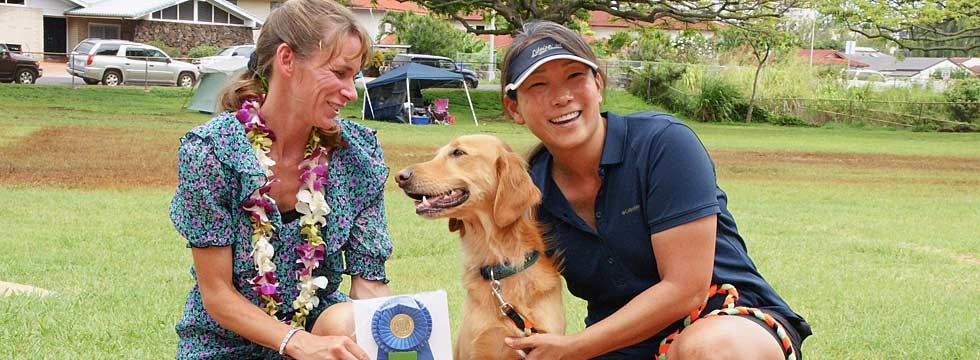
left=500, top=21, right=811, bottom=360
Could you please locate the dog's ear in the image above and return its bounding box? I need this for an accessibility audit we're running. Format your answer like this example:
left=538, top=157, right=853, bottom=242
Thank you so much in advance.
left=448, top=218, right=464, bottom=233
left=493, top=151, right=541, bottom=227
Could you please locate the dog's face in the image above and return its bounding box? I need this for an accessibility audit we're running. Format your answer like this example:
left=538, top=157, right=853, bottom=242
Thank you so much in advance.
left=396, top=135, right=540, bottom=229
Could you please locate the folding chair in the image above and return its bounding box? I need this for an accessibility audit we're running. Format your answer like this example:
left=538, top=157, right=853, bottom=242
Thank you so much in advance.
left=430, top=98, right=450, bottom=125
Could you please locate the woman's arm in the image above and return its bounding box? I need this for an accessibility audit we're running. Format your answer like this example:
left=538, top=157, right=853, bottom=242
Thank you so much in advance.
left=349, top=275, right=390, bottom=299
left=193, top=246, right=303, bottom=350
left=506, top=215, right=717, bottom=359
left=193, top=247, right=369, bottom=360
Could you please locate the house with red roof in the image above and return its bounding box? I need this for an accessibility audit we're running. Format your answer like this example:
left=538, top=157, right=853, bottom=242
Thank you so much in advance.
left=798, top=49, right=869, bottom=68
left=951, top=57, right=980, bottom=77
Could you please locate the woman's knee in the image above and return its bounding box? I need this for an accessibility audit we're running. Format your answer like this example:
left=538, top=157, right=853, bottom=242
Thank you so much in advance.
left=666, top=316, right=784, bottom=360
left=310, top=302, right=355, bottom=338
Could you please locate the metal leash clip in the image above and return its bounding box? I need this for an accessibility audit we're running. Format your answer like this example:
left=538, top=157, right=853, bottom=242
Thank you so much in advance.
left=489, top=269, right=513, bottom=316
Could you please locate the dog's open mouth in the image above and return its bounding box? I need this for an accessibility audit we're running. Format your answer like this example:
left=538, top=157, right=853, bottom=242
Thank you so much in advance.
left=406, top=188, right=469, bottom=215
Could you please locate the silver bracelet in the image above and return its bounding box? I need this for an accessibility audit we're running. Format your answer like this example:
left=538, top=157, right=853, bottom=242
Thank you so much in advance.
left=278, top=327, right=302, bottom=356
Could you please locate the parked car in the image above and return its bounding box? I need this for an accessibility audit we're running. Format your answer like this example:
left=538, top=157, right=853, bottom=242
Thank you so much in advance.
left=2, top=43, right=22, bottom=53
left=67, top=39, right=199, bottom=87
left=0, top=43, right=42, bottom=84
left=840, top=69, right=910, bottom=89
left=390, top=54, right=479, bottom=88
left=193, top=44, right=255, bottom=67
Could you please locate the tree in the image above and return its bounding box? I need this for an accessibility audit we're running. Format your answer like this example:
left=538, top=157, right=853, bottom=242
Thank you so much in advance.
left=717, top=21, right=795, bottom=123
left=395, top=0, right=802, bottom=35
left=819, top=0, right=980, bottom=56
left=379, top=11, right=486, bottom=58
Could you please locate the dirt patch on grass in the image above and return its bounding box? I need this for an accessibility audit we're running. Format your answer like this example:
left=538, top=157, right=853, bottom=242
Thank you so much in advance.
left=710, top=149, right=980, bottom=173
left=710, top=149, right=980, bottom=186
left=383, top=144, right=441, bottom=171
left=0, top=126, right=180, bottom=188
left=2, top=127, right=977, bottom=189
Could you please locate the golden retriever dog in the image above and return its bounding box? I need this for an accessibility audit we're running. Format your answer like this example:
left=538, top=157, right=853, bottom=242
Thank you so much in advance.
left=395, top=135, right=565, bottom=360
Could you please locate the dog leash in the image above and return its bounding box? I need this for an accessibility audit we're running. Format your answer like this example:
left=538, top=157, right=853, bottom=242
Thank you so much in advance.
left=489, top=267, right=539, bottom=359
left=489, top=274, right=541, bottom=336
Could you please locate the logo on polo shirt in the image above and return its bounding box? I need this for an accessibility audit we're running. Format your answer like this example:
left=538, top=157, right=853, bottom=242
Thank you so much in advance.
left=531, top=44, right=562, bottom=58
left=621, top=204, right=640, bottom=216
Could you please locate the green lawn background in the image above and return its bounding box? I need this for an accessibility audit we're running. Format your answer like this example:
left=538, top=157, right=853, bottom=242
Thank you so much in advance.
left=0, top=85, right=977, bottom=359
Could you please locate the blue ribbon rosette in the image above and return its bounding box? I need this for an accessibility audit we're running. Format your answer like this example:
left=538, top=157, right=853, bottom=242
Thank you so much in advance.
left=371, top=296, right=435, bottom=360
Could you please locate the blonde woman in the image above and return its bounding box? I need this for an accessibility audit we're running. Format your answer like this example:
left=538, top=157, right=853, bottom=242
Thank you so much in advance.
left=170, top=1, right=390, bottom=358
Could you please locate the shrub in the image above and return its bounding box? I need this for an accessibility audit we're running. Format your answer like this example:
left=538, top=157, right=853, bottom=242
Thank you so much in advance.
left=692, top=76, right=745, bottom=122
left=628, top=64, right=689, bottom=113
left=943, top=78, right=980, bottom=124
left=187, top=45, right=220, bottom=59
left=768, top=114, right=811, bottom=126
left=146, top=41, right=180, bottom=58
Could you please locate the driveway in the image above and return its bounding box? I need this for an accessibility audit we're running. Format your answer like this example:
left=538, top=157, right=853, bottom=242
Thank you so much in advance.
left=35, top=61, right=79, bottom=86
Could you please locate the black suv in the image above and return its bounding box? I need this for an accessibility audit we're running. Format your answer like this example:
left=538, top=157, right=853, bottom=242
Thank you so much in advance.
left=0, top=43, right=42, bottom=84
left=390, top=54, right=479, bottom=88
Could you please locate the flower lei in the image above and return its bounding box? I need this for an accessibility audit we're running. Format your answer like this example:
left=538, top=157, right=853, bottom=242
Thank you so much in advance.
left=236, top=98, right=332, bottom=328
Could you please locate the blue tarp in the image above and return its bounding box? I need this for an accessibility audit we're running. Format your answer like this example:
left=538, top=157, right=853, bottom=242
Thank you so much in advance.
left=363, top=63, right=470, bottom=123
left=366, top=62, right=463, bottom=89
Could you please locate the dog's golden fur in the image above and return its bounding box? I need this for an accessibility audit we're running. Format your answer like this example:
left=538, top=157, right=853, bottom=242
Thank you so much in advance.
left=397, top=134, right=565, bottom=360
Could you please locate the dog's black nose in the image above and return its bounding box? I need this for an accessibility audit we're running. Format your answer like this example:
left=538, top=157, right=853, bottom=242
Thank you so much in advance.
left=395, top=167, right=413, bottom=188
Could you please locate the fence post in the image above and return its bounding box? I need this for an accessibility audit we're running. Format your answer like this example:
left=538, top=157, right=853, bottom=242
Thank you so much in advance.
left=144, top=56, right=150, bottom=93
left=847, top=99, right=853, bottom=124
left=917, top=102, right=924, bottom=126
left=70, top=53, right=78, bottom=90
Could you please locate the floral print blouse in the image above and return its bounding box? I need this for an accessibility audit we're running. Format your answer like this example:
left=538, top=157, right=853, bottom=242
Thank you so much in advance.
left=170, top=112, right=392, bottom=359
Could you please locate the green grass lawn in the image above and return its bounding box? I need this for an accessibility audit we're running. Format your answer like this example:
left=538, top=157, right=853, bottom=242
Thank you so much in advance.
left=0, top=85, right=978, bottom=358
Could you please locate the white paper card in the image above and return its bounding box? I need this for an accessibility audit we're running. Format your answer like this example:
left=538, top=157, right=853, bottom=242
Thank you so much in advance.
left=353, top=290, right=454, bottom=360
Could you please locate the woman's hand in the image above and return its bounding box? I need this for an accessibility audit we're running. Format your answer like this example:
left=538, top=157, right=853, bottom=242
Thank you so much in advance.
left=285, top=331, right=370, bottom=360
left=504, top=334, right=586, bottom=360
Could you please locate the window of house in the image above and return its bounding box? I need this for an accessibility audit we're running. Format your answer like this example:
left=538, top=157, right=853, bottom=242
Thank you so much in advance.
left=89, top=23, right=120, bottom=40
left=214, top=7, right=229, bottom=24
left=475, top=25, right=485, bottom=31
left=161, top=5, right=178, bottom=20
left=179, top=1, right=194, bottom=21
left=150, top=1, right=245, bottom=25
left=1, top=0, right=27, bottom=5
left=198, top=2, right=213, bottom=22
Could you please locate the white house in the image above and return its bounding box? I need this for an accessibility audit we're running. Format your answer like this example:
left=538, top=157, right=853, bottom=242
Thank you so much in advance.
left=0, top=0, right=263, bottom=59
left=887, top=58, right=963, bottom=80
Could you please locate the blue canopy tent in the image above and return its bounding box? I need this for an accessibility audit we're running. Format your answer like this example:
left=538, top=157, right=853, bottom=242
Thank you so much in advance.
left=363, top=63, right=478, bottom=125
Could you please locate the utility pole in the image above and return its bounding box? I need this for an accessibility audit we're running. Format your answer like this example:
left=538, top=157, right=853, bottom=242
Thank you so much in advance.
left=488, top=14, right=496, bottom=81
left=809, top=3, right=816, bottom=67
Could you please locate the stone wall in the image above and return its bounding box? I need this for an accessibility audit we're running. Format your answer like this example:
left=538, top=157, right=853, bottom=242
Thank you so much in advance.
left=133, top=21, right=253, bottom=56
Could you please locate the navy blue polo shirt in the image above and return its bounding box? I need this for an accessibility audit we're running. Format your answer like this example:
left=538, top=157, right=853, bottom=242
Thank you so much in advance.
left=529, top=112, right=809, bottom=358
